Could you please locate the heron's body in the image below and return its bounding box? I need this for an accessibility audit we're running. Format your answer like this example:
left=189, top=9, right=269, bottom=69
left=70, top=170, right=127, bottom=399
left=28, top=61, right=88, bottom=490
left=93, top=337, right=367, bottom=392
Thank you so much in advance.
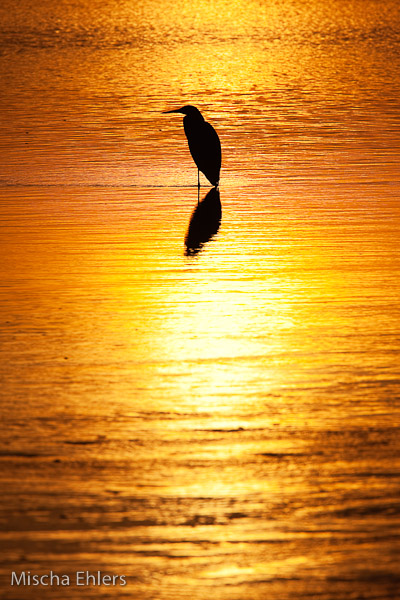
left=163, top=105, right=221, bottom=187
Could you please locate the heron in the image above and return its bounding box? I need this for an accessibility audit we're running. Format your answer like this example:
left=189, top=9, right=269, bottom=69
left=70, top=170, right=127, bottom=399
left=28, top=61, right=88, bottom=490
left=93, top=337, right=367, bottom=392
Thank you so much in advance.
left=163, top=105, right=221, bottom=189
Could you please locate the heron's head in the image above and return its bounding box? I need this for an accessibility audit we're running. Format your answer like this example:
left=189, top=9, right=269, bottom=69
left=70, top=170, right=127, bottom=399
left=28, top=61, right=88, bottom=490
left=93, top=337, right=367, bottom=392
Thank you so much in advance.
left=163, top=105, right=204, bottom=120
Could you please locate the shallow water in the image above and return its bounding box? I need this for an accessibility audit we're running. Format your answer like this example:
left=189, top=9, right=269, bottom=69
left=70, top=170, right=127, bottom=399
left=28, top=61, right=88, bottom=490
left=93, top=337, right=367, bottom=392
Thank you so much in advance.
left=1, top=1, right=400, bottom=598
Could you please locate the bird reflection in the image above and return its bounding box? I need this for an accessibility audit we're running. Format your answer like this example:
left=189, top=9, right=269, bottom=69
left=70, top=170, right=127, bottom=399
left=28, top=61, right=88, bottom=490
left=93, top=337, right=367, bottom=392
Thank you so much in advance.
left=185, top=188, right=221, bottom=255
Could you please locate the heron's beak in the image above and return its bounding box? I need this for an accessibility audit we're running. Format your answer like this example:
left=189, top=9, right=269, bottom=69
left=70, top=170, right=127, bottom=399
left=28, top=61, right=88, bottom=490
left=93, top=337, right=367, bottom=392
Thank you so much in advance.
left=162, top=108, right=183, bottom=114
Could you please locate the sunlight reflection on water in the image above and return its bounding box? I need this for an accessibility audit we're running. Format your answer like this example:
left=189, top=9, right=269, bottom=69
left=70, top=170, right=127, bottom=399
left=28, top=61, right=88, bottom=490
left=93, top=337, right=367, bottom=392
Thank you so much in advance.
left=1, top=184, right=400, bottom=598
left=1, top=0, right=400, bottom=598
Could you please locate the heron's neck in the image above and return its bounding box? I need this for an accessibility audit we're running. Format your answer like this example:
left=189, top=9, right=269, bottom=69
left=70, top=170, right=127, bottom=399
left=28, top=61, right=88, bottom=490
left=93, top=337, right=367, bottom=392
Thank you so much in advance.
left=189, top=110, right=205, bottom=122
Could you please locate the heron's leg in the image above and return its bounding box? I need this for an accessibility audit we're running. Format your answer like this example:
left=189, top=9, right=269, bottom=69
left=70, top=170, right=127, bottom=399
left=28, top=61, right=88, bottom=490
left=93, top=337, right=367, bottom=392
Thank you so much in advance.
left=197, top=170, right=200, bottom=204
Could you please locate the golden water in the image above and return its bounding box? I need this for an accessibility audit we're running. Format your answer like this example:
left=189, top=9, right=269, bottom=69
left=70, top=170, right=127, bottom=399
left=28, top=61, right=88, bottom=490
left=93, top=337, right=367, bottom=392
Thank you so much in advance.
left=1, top=1, right=400, bottom=598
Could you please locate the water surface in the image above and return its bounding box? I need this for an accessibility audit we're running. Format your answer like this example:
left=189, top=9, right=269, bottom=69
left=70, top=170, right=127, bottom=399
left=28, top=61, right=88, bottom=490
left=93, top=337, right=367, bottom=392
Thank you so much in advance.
left=1, top=1, right=400, bottom=598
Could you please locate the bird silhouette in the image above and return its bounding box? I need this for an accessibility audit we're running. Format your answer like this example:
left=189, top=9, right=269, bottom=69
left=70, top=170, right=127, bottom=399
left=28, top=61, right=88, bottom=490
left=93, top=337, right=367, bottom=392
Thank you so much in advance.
left=185, top=187, right=222, bottom=255
left=163, top=105, right=221, bottom=188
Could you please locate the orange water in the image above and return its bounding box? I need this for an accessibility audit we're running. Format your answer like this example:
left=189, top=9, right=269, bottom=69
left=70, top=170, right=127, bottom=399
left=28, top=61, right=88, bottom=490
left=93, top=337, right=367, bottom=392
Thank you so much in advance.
left=1, top=1, right=400, bottom=598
